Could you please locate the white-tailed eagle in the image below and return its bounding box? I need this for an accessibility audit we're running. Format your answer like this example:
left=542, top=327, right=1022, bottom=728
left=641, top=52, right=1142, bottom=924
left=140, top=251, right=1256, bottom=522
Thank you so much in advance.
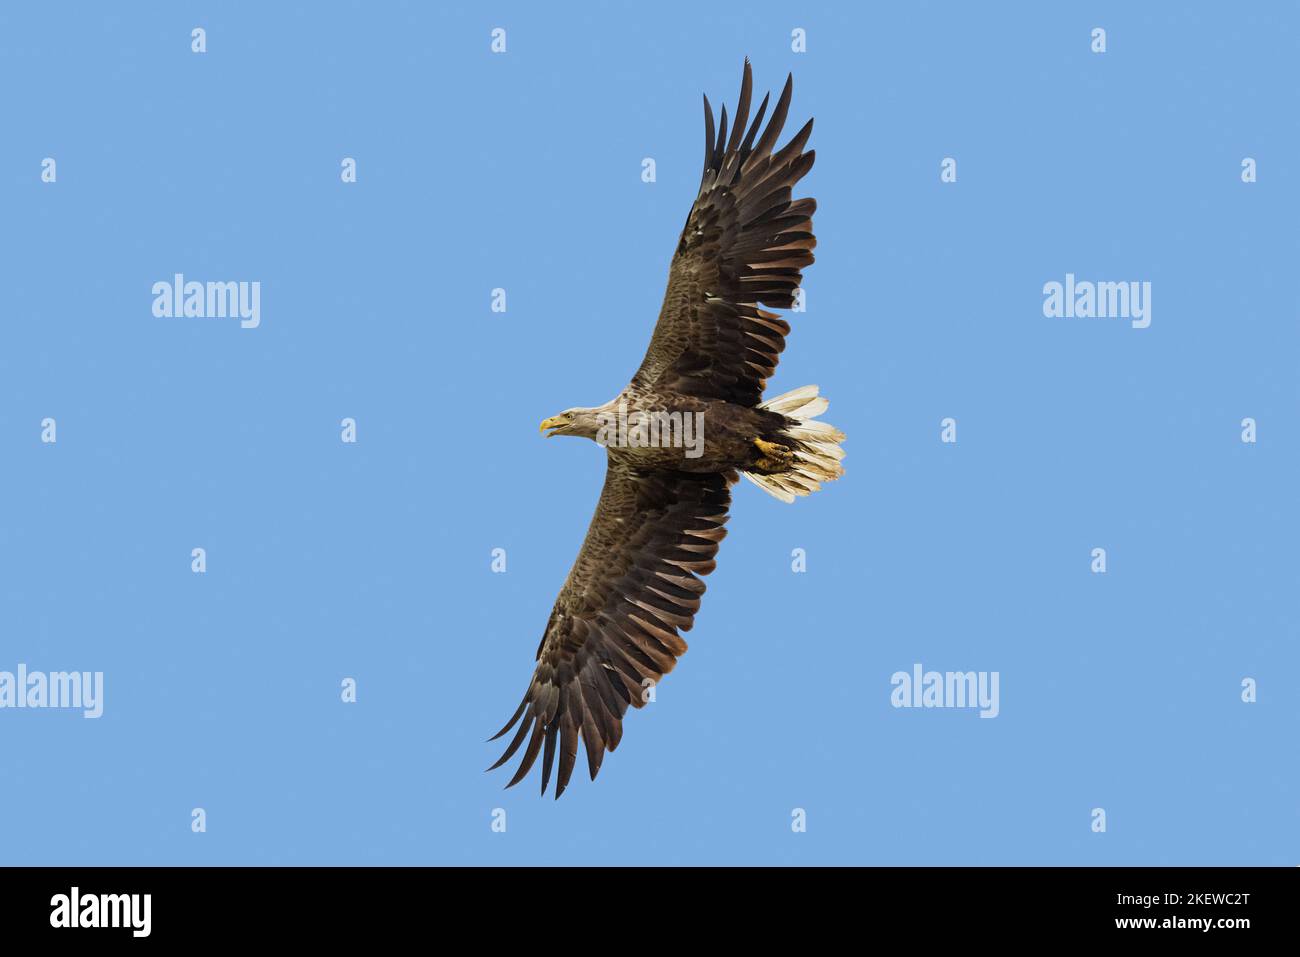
left=491, top=61, right=844, bottom=797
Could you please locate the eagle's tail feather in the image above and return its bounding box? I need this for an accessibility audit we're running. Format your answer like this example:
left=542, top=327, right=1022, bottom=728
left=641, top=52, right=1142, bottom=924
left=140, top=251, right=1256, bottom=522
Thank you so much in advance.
left=743, top=385, right=845, bottom=503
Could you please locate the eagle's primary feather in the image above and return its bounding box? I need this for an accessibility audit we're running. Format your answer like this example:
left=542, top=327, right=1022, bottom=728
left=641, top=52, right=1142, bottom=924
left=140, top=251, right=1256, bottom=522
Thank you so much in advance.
left=492, top=60, right=839, bottom=797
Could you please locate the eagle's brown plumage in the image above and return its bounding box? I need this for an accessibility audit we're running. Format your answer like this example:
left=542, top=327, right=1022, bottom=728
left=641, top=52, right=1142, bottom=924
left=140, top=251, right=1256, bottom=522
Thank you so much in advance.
left=491, top=61, right=838, bottom=797
left=634, top=65, right=814, bottom=406
left=488, top=465, right=732, bottom=795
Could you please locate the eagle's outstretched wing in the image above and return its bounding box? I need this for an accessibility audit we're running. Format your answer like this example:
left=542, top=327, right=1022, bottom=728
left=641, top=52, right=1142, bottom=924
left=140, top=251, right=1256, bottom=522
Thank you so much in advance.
left=633, top=60, right=816, bottom=407
left=490, top=462, right=733, bottom=797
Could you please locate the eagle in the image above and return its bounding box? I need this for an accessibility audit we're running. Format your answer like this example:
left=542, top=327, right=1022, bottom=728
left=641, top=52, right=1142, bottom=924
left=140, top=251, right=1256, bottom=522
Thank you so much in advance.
left=490, top=61, right=844, bottom=797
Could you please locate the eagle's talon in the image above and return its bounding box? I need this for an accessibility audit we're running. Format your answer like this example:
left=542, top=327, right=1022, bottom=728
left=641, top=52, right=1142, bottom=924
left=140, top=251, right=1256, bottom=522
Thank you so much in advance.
left=752, top=437, right=795, bottom=473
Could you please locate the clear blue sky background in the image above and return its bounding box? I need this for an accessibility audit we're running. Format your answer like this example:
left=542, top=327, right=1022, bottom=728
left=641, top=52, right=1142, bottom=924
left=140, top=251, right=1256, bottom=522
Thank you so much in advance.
left=1, top=2, right=1296, bottom=865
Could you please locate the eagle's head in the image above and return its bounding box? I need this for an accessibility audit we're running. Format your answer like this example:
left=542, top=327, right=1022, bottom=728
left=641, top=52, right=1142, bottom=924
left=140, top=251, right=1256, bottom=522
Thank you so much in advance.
left=539, top=407, right=601, bottom=440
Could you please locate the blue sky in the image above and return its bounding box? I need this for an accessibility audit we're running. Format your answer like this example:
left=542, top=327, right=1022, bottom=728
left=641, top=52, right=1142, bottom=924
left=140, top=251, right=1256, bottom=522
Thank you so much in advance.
left=1, top=1, right=1296, bottom=865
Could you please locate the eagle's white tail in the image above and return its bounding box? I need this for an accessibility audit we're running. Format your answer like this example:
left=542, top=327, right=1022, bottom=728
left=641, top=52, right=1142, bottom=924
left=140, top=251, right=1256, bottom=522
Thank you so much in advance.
left=742, top=385, right=846, bottom=503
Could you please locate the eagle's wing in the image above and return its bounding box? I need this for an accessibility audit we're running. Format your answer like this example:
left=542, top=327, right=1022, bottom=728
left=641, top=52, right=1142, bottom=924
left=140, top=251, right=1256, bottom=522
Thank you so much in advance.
left=632, top=60, right=816, bottom=407
left=490, top=461, right=733, bottom=797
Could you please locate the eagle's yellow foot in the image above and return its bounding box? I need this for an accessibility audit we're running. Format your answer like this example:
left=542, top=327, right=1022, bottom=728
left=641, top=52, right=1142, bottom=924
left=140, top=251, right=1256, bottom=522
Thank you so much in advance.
left=752, top=437, right=794, bottom=473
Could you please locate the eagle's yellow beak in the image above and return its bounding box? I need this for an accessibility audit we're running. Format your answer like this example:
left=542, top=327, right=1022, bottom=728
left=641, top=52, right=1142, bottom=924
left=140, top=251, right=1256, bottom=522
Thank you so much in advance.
left=540, top=415, right=564, bottom=436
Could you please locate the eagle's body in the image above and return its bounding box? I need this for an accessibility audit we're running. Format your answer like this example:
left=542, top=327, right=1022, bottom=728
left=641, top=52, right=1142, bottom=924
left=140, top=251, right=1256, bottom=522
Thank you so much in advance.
left=582, top=387, right=789, bottom=475
left=492, top=62, right=844, bottom=796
